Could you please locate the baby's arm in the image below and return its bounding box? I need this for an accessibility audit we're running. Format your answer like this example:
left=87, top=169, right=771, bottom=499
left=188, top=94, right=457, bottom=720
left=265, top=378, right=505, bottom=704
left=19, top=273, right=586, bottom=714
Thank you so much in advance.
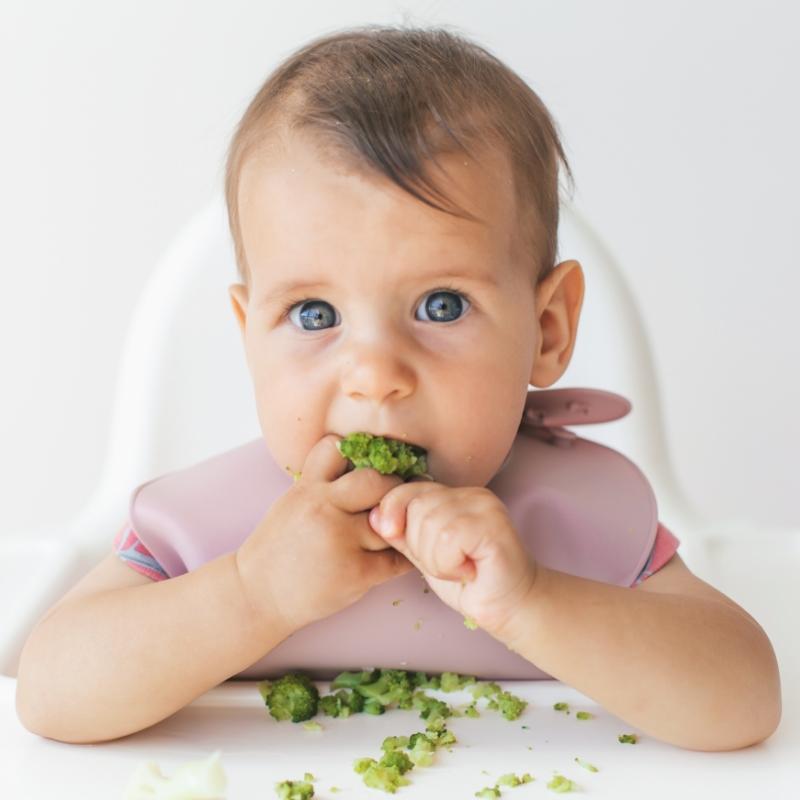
left=495, top=552, right=782, bottom=751
left=15, top=549, right=289, bottom=744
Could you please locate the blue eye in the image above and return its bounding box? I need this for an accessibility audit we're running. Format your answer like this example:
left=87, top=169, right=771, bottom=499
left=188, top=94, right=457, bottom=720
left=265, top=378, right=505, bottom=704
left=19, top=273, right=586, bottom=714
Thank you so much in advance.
left=287, top=299, right=339, bottom=331
left=283, top=287, right=471, bottom=332
left=415, top=289, right=471, bottom=323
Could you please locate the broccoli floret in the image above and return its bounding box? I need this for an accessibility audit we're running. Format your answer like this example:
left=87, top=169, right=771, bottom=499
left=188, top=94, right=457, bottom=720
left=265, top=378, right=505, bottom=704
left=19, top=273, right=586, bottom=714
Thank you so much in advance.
left=379, top=750, right=414, bottom=775
left=474, top=788, right=501, bottom=799
left=353, top=757, right=411, bottom=794
left=469, top=681, right=502, bottom=701
left=381, top=735, right=410, bottom=752
left=618, top=733, right=638, bottom=744
left=407, top=733, right=436, bottom=767
left=439, top=671, right=477, bottom=692
left=576, top=711, right=594, bottom=720
left=411, top=671, right=441, bottom=690
left=547, top=774, right=577, bottom=793
left=330, top=668, right=380, bottom=689
left=259, top=672, right=319, bottom=723
left=553, top=702, right=570, bottom=713
left=340, top=668, right=415, bottom=709
left=274, top=777, right=315, bottom=799
left=573, top=757, right=599, bottom=772
left=497, top=772, right=534, bottom=787
left=487, top=689, right=528, bottom=721
left=463, top=616, right=479, bottom=630
left=462, top=701, right=480, bottom=718
left=318, top=688, right=365, bottom=718
left=337, top=433, right=429, bottom=480
left=412, top=691, right=452, bottom=725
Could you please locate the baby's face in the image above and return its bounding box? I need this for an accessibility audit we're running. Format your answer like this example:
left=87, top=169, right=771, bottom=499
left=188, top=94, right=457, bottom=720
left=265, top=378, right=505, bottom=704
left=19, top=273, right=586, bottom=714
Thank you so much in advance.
left=230, top=134, right=565, bottom=486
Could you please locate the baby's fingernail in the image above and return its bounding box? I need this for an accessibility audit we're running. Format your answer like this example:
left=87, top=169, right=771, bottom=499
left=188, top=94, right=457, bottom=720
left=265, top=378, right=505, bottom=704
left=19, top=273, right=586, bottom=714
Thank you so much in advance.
left=370, top=507, right=381, bottom=530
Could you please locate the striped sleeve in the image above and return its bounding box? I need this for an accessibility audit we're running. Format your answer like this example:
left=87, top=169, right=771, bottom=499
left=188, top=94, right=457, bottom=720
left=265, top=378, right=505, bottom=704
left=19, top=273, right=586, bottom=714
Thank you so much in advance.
left=630, top=522, right=680, bottom=587
left=112, top=523, right=169, bottom=581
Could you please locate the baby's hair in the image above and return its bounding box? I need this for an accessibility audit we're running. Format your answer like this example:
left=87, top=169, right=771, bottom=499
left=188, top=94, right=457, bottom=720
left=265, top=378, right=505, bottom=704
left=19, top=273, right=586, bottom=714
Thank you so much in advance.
left=225, top=24, right=574, bottom=288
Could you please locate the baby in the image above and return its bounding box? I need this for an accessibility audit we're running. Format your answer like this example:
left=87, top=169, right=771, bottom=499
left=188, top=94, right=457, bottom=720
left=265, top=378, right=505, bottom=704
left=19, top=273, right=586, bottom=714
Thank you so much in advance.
left=16, top=25, right=780, bottom=750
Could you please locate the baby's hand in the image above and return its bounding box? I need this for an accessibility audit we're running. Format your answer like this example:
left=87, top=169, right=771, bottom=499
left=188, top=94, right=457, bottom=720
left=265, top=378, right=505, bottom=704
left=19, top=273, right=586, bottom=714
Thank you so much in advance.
left=369, top=481, right=538, bottom=637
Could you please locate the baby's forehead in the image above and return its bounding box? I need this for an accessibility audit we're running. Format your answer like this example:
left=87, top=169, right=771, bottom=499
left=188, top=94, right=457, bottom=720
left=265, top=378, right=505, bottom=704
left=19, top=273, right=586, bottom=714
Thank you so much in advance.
left=239, top=133, right=522, bottom=263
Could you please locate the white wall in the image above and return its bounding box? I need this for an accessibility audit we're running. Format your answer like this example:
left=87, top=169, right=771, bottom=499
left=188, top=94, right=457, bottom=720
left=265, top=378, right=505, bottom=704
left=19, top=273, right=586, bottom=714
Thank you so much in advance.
left=1, top=0, right=798, bottom=540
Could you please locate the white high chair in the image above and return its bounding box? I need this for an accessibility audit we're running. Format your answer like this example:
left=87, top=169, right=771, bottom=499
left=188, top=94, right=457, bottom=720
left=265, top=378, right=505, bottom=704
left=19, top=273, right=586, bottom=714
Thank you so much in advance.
left=0, top=194, right=788, bottom=682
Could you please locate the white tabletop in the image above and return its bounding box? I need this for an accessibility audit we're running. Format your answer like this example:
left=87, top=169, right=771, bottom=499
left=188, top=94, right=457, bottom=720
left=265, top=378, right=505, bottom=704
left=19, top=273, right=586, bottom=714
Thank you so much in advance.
left=3, top=674, right=797, bottom=799
left=3, top=537, right=798, bottom=799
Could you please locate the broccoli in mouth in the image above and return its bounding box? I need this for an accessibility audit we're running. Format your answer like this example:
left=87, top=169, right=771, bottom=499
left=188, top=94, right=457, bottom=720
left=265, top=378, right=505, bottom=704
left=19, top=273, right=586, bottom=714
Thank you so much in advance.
left=336, top=433, right=430, bottom=481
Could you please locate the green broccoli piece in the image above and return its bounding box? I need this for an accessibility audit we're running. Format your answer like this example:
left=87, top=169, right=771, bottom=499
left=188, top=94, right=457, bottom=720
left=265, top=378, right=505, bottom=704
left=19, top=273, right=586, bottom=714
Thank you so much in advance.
left=470, top=681, right=502, bottom=701
left=379, top=750, right=414, bottom=775
left=553, top=702, right=570, bottom=713
left=318, top=688, right=365, bottom=718
left=363, top=697, right=386, bottom=715
left=275, top=777, right=315, bottom=799
left=463, top=616, right=479, bottom=630
left=353, top=757, right=411, bottom=794
left=486, top=689, right=528, bottom=721
left=576, top=711, right=594, bottom=720
left=547, top=774, right=577, bottom=793
left=474, top=788, right=501, bottom=799
left=337, top=433, right=429, bottom=480
left=496, top=772, right=534, bottom=787
left=406, top=733, right=436, bottom=767
left=346, top=668, right=416, bottom=709
left=381, top=735, right=410, bottom=752
left=439, top=671, right=478, bottom=692
left=330, top=668, right=381, bottom=689
left=618, top=733, right=638, bottom=744
left=462, top=701, right=480, bottom=718
left=573, top=757, right=599, bottom=772
left=259, top=672, right=319, bottom=723
left=412, top=691, right=453, bottom=725
left=411, top=671, right=441, bottom=690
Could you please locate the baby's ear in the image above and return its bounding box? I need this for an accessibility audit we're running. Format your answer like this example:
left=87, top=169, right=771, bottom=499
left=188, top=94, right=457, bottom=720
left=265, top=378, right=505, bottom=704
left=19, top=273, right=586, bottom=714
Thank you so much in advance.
left=228, top=283, right=249, bottom=336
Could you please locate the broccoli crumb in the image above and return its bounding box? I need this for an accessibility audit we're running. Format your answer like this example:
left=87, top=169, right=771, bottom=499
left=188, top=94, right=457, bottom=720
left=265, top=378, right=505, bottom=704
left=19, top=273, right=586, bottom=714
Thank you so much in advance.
left=275, top=777, right=315, bottom=799
left=463, top=616, right=479, bottom=630
left=574, top=757, right=599, bottom=772
left=302, top=721, right=323, bottom=731
left=553, top=702, right=570, bottom=713
left=547, top=774, right=577, bottom=793
left=618, top=733, right=639, bottom=744
left=497, top=772, right=534, bottom=787
left=474, top=788, right=501, bottom=799
left=391, top=599, right=402, bottom=606
left=329, top=788, right=341, bottom=794
left=576, top=711, right=594, bottom=721
left=337, top=433, right=429, bottom=480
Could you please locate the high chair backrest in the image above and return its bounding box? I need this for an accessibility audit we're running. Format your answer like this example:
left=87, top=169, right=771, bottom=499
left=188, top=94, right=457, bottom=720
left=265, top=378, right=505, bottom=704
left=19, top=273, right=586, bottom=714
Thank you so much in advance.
left=90, top=195, right=707, bottom=555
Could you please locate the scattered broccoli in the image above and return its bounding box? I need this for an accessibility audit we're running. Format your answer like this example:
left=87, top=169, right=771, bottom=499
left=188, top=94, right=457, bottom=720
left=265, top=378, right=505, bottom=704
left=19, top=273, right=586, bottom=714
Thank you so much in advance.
left=462, top=701, right=480, bottom=718
left=547, top=774, right=577, bottom=793
left=411, top=671, right=440, bottom=690
left=337, top=433, right=429, bottom=480
left=487, top=690, right=528, bottom=721
left=497, top=772, right=534, bottom=787
left=474, top=788, right=501, bottom=799
left=575, top=711, right=594, bottom=721
left=618, top=733, right=638, bottom=744
left=553, top=702, right=570, bottom=713
left=275, top=777, right=314, bottom=799
left=302, top=721, right=323, bottom=731
left=406, top=733, right=435, bottom=767
left=259, top=672, right=319, bottom=723
left=463, top=616, right=479, bottom=630
left=470, top=681, right=502, bottom=701
left=573, top=757, right=599, bottom=772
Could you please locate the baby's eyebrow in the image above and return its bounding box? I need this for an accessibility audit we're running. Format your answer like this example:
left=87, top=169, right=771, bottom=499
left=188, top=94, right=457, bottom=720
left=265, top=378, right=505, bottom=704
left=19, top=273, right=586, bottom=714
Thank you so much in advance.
left=259, top=268, right=500, bottom=305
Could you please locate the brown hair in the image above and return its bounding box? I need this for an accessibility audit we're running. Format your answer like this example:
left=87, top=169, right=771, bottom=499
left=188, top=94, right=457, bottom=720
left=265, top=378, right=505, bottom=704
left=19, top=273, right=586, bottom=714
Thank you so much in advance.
left=224, top=24, right=574, bottom=287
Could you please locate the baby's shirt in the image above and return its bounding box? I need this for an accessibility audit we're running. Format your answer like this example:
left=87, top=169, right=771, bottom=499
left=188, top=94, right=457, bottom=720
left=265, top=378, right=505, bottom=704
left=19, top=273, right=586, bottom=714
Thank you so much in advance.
left=113, top=520, right=680, bottom=588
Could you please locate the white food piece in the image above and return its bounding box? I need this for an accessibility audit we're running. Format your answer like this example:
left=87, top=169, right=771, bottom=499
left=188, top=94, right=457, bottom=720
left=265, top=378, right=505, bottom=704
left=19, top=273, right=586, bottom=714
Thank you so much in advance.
left=122, top=750, right=227, bottom=799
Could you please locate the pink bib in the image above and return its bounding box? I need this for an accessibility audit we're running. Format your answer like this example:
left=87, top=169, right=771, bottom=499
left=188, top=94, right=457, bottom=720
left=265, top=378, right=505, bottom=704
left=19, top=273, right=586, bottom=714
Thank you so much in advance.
left=129, top=387, right=657, bottom=680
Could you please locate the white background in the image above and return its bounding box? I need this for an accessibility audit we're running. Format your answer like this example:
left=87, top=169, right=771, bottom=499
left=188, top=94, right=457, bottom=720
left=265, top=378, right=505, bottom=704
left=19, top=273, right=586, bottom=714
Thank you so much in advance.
left=1, top=0, right=798, bottom=540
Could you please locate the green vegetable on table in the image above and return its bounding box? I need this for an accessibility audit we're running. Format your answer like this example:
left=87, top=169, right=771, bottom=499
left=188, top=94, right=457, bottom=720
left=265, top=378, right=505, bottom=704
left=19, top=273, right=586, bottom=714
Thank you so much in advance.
left=275, top=775, right=315, bottom=799
left=259, top=672, right=319, bottom=723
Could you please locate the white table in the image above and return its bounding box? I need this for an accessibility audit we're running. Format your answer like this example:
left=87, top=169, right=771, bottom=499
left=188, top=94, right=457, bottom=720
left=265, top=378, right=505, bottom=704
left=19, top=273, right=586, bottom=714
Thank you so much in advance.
left=3, top=537, right=798, bottom=799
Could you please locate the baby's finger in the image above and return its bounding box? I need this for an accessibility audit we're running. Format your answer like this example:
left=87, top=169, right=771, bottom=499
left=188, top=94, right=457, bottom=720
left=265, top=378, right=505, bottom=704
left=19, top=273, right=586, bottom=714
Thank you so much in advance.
left=369, top=481, right=447, bottom=539
left=328, top=465, right=405, bottom=514
left=422, top=513, right=482, bottom=582
left=299, top=434, right=352, bottom=484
